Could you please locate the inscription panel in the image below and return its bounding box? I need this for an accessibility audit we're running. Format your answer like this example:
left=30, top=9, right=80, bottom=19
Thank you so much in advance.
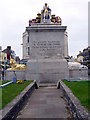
left=32, top=41, right=61, bottom=49
left=31, top=40, right=62, bottom=58
left=29, top=30, right=64, bottom=59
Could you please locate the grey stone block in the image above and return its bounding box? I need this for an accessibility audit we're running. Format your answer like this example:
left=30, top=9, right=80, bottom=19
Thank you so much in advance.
left=69, top=69, right=88, bottom=78
left=5, top=70, right=26, bottom=80
left=26, top=59, right=69, bottom=83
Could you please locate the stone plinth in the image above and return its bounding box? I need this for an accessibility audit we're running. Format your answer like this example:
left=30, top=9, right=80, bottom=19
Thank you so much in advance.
left=26, top=24, right=68, bottom=59
left=5, top=70, right=26, bottom=80
left=69, top=69, right=88, bottom=78
left=26, top=24, right=69, bottom=83
left=26, top=59, right=69, bottom=83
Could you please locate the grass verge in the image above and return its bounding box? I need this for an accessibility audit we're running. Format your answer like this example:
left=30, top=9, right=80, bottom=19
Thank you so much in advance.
left=62, top=80, right=90, bottom=112
left=0, top=80, right=33, bottom=109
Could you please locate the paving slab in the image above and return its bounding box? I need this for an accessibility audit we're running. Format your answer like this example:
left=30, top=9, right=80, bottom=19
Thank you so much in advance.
left=17, top=86, right=71, bottom=118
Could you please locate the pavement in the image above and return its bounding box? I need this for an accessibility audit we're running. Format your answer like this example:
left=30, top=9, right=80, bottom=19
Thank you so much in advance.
left=17, top=85, right=71, bottom=118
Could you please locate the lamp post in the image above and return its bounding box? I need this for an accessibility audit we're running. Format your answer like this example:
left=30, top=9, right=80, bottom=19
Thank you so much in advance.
left=4, top=54, right=6, bottom=80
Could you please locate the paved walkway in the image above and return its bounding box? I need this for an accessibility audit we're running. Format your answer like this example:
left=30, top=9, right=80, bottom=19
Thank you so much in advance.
left=17, top=86, right=71, bottom=118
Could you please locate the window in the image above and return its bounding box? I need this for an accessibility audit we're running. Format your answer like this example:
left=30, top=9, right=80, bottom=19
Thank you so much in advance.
left=28, top=47, right=30, bottom=55
left=26, top=47, right=30, bottom=56
left=26, top=47, right=27, bottom=55
left=27, top=35, right=29, bottom=43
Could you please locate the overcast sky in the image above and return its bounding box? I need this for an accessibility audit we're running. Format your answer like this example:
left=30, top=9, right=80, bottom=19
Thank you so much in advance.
left=0, top=0, right=89, bottom=59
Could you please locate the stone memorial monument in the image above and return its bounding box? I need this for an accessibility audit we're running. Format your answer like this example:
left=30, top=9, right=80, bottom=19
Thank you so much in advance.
left=23, top=3, right=69, bottom=83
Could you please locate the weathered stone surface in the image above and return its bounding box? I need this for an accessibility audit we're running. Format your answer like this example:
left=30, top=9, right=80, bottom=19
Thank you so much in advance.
left=5, top=70, right=26, bottom=80
left=0, top=80, right=38, bottom=119
left=26, top=59, right=69, bottom=82
left=26, top=24, right=68, bottom=59
left=17, top=86, right=71, bottom=118
left=69, top=69, right=88, bottom=78
left=25, top=24, right=69, bottom=82
left=58, top=80, right=90, bottom=119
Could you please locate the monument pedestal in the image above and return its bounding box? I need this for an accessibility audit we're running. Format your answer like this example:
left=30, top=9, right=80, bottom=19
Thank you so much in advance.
left=25, top=24, right=69, bottom=83
left=26, top=58, right=69, bottom=83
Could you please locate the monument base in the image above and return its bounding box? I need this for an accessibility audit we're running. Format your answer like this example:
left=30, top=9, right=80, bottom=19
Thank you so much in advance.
left=26, top=59, right=69, bottom=83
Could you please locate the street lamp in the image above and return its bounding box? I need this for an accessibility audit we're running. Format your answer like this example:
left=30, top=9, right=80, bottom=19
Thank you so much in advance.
left=4, top=54, right=7, bottom=80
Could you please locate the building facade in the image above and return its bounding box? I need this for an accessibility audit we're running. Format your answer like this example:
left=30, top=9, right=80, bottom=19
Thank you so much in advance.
left=77, top=46, right=90, bottom=66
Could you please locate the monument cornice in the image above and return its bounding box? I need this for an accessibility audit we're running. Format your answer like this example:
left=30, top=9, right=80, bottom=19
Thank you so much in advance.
left=26, top=24, right=67, bottom=32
